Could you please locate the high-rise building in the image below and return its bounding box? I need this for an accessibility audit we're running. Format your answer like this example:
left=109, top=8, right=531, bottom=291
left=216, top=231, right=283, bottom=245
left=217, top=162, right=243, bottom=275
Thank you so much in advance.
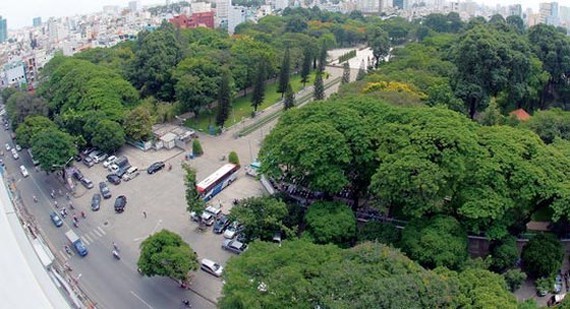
left=508, top=4, right=522, bottom=17
left=0, top=16, right=7, bottom=44
left=393, top=0, right=403, bottom=10
left=216, top=0, right=231, bottom=19
left=540, top=2, right=560, bottom=26
left=357, top=0, right=381, bottom=13
left=32, top=17, right=42, bottom=27
left=129, top=1, right=141, bottom=12
left=227, top=6, right=247, bottom=34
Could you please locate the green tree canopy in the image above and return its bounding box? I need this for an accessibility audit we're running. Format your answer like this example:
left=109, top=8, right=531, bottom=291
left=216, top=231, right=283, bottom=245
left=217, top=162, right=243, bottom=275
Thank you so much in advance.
left=31, top=128, right=77, bottom=172
left=15, top=116, right=58, bottom=148
left=230, top=196, right=291, bottom=242
left=91, top=120, right=126, bottom=153
left=521, top=233, right=564, bottom=279
left=137, top=229, right=198, bottom=282
left=123, top=106, right=154, bottom=141
left=304, top=201, right=356, bottom=247
left=400, top=215, right=468, bottom=270
left=5, top=92, right=49, bottom=129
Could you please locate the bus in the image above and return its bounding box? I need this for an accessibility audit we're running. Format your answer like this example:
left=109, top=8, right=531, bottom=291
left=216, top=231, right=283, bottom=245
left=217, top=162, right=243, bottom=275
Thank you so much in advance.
left=197, top=164, right=239, bottom=201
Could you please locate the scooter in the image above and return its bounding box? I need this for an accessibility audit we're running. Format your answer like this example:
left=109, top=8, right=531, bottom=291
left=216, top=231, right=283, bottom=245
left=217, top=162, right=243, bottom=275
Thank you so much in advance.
left=64, top=245, right=72, bottom=255
left=112, top=250, right=121, bottom=260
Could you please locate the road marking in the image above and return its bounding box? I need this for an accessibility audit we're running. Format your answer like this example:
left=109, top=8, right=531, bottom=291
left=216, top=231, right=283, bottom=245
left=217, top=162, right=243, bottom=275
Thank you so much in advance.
left=92, top=229, right=102, bottom=237
left=151, top=219, right=162, bottom=234
left=82, top=235, right=92, bottom=245
left=130, top=291, right=153, bottom=308
left=97, top=226, right=106, bottom=235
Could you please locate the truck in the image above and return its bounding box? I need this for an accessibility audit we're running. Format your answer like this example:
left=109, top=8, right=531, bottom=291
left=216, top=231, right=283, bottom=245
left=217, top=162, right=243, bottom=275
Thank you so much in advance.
left=65, top=230, right=88, bottom=256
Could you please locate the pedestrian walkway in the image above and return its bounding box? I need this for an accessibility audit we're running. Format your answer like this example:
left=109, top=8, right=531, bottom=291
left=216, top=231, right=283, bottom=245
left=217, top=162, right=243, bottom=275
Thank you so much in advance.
left=80, top=226, right=106, bottom=245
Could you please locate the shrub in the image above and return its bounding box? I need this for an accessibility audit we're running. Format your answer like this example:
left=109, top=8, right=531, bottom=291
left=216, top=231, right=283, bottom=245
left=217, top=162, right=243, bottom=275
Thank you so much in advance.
left=503, top=269, right=526, bottom=292
left=192, top=139, right=203, bottom=156
left=490, top=236, right=519, bottom=273
left=228, top=151, right=240, bottom=166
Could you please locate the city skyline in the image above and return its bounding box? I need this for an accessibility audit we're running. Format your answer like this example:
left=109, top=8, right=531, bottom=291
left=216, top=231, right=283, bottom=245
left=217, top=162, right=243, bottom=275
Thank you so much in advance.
left=0, top=0, right=564, bottom=29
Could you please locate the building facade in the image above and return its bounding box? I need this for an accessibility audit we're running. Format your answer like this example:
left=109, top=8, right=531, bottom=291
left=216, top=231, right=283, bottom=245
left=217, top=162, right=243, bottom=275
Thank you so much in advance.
left=0, top=17, right=7, bottom=43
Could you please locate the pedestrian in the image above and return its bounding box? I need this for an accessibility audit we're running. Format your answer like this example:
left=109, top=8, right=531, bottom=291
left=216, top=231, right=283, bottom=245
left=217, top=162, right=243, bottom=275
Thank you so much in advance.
left=143, top=211, right=147, bottom=218
left=54, top=201, right=58, bottom=208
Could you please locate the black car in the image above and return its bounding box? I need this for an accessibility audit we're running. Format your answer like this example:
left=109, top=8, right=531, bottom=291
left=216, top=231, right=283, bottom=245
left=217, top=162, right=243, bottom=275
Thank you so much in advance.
left=72, top=169, right=84, bottom=181
left=106, top=174, right=121, bottom=185
left=213, top=215, right=230, bottom=234
left=99, top=182, right=111, bottom=199
left=147, top=161, right=165, bottom=174
left=114, top=195, right=127, bottom=213
left=91, top=193, right=101, bottom=211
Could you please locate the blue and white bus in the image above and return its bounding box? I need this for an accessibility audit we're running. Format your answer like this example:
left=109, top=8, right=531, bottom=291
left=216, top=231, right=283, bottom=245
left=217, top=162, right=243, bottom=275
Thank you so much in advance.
left=196, top=164, right=239, bottom=201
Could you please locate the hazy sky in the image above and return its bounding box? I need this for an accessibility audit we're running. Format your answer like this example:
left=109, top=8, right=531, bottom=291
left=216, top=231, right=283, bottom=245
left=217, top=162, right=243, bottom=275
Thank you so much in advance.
left=0, top=0, right=559, bottom=29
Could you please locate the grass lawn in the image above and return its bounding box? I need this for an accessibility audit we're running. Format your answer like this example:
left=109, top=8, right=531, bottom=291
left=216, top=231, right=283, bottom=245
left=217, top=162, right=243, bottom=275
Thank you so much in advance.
left=186, top=73, right=315, bottom=132
left=531, top=207, right=553, bottom=222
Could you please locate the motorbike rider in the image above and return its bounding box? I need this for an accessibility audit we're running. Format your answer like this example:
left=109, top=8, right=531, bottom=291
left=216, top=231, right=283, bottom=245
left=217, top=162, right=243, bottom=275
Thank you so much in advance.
left=64, top=245, right=71, bottom=254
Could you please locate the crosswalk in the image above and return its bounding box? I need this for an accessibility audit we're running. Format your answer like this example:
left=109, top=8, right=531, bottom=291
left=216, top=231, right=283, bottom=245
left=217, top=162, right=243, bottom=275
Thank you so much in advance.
left=59, top=226, right=107, bottom=260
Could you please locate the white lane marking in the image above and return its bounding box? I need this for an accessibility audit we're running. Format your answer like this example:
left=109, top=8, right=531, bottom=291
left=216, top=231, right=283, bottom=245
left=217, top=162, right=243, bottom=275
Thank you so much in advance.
left=151, top=219, right=162, bottom=234
left=92, top=229, right=102, bottom=237
left=130, top=291, right=153, bottom=308
left=97, top=226, right=106, bottom=235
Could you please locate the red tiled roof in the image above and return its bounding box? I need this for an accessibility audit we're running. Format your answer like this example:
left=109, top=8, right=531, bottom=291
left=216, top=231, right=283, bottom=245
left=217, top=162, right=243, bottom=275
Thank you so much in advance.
left=509, top=108, right=531, bottom=121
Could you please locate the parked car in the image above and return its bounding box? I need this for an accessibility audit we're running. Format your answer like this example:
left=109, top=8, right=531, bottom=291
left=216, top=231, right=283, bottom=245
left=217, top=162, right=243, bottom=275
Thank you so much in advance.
left=72, top=169, right=84, bottom=181
left=222, top=239, right=248, bottom=254
left=5, top=143, right=10, bottom=151
left=223, top=221, right=241, bottom=239
left=122, top=166, right=140, bottom=181
left=80, top=177, right=94, bottom=189
left=103, top=155, right=117, bottom=168
left=93, top=152, right=108, bottom=163
left=108, top=164, right=120, bottom=174
left=201, top=258, right=224, bottom=277
left=74, top=154, right=82, bottom=162
left=190, top=211, right=215, bottom=226
left=106, top=174, right=121, bottom=185
left=11, top=148, right=19, bottom=160
left=91, top=193, right=101, bottom=211
left=99, top=182, right=111, bottom=199
left=205, top=205, right=222, bottom=218
left=83, top=156, right=94, bottom=167
left=88, top=150, right=101, bottom=160
left=50, top=212, right=63, bottom=227
left=81, top=147, right=96, bottom=156
left=19, top=165, right=29, bottom=177
left=555, top=274, right=563, bottom=294
left=114, top=195, right=127, bottom=213
left=15, top=144, right=21, bottom=151
left=213, top=215, right=230, bottom=234
left=147, top=161, right=165, bottom=174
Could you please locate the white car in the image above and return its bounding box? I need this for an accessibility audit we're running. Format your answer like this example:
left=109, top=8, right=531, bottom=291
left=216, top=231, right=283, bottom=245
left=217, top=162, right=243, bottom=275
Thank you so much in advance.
left=103, top=155, right=117, bottom=168
left=201, top=258, right=223, bottom=277
left=223, top=222, right=240, bottom=239
left=5, top=143, right=10, bottom=151
left=108, top=164, right=120, bottom=174
left=20, top=165, right=28, bottom=177
left=15, top=144, right=21, bottom=151
left=11, top=148, right=19, bottom=160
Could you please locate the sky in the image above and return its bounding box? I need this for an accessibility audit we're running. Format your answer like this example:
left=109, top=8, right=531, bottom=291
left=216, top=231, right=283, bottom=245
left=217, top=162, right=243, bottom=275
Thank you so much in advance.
left=0, top=0, right=561, bottom=30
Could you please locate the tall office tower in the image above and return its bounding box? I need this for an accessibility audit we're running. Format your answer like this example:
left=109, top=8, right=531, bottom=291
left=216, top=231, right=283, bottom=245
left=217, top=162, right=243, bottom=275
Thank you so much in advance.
left=393, top=0, right=403, bottom=9
left=32, top=17, right=42, bottom=27
left=508, top=4, right=522, bottom=17
left=129, top=1, right=141, bottom=12
left=357, top=0, right=380, bottom=13
left=0, top=16, right=7, bottom=43
left=540, top=2, right=560, bottom=26
left=216, top=0, right=231, bottom=19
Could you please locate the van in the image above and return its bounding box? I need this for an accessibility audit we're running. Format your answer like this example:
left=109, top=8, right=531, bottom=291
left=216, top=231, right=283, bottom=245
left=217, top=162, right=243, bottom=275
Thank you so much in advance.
left=200, top=258, right=223, bottom=277
left=122, top=166, right=140, bottom=181
left=205, top=206, right=222, bottom=218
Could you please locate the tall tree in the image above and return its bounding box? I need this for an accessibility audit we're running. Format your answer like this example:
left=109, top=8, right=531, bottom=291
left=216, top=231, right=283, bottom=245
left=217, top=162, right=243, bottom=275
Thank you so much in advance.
left=317, top=42, right=328, bottom=73
left=341, top=61, right=350, bottom=85
left=367, top=27, right=390, bottom=68
left=137, top=229, right=198, bottom=283
left=277, top=48, right=291, bottom=98
left=283, top=83, right=295, bottom=110
left=91, top=120, right=126, bottom=153
left=216, top=66, right=232, bottom=128
left=521, top=233, right=564, bottom=278
left=251, top=62, right=266, bottom=112
left=31, top=128, right=78, bottom=172
left=123, top=106, right=154, bottom=141
left=304, top=201, right=356, bottom=247
left=313, top=71, right=325, bottom=100
left=301, top=47, right=312, bottom=87
left=182, top=163, right=205, bottom=221
left=356, top=59, right=366, bottom=81
left=229, top=196, right=292, bottom=242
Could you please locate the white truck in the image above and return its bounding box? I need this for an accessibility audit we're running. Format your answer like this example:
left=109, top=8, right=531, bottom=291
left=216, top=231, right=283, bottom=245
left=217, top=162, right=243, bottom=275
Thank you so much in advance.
left=65, top=230, right=88, bottom=256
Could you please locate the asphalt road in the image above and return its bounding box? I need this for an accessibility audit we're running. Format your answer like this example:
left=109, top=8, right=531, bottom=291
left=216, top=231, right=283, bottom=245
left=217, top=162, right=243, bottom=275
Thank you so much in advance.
left=0, top=130, right=216, bottom=309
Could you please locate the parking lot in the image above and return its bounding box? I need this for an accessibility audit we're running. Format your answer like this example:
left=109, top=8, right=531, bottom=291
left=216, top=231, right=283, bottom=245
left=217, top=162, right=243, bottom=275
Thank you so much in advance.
left=69, top=131, right=266, bottom=304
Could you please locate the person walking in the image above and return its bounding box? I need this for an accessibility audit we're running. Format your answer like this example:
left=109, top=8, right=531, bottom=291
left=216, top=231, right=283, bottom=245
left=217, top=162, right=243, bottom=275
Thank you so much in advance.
left=143, top=211, right=147, bottom=218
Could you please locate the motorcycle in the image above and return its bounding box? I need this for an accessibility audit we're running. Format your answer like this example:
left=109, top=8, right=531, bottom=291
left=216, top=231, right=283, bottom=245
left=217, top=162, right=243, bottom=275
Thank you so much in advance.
left=112, top=250, right=121, bottom=260
left=81, top=211, right=86, bottom=219
left=64, top=245, right=72, bottom=255
left=33, top=196, right=38, bottom=203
